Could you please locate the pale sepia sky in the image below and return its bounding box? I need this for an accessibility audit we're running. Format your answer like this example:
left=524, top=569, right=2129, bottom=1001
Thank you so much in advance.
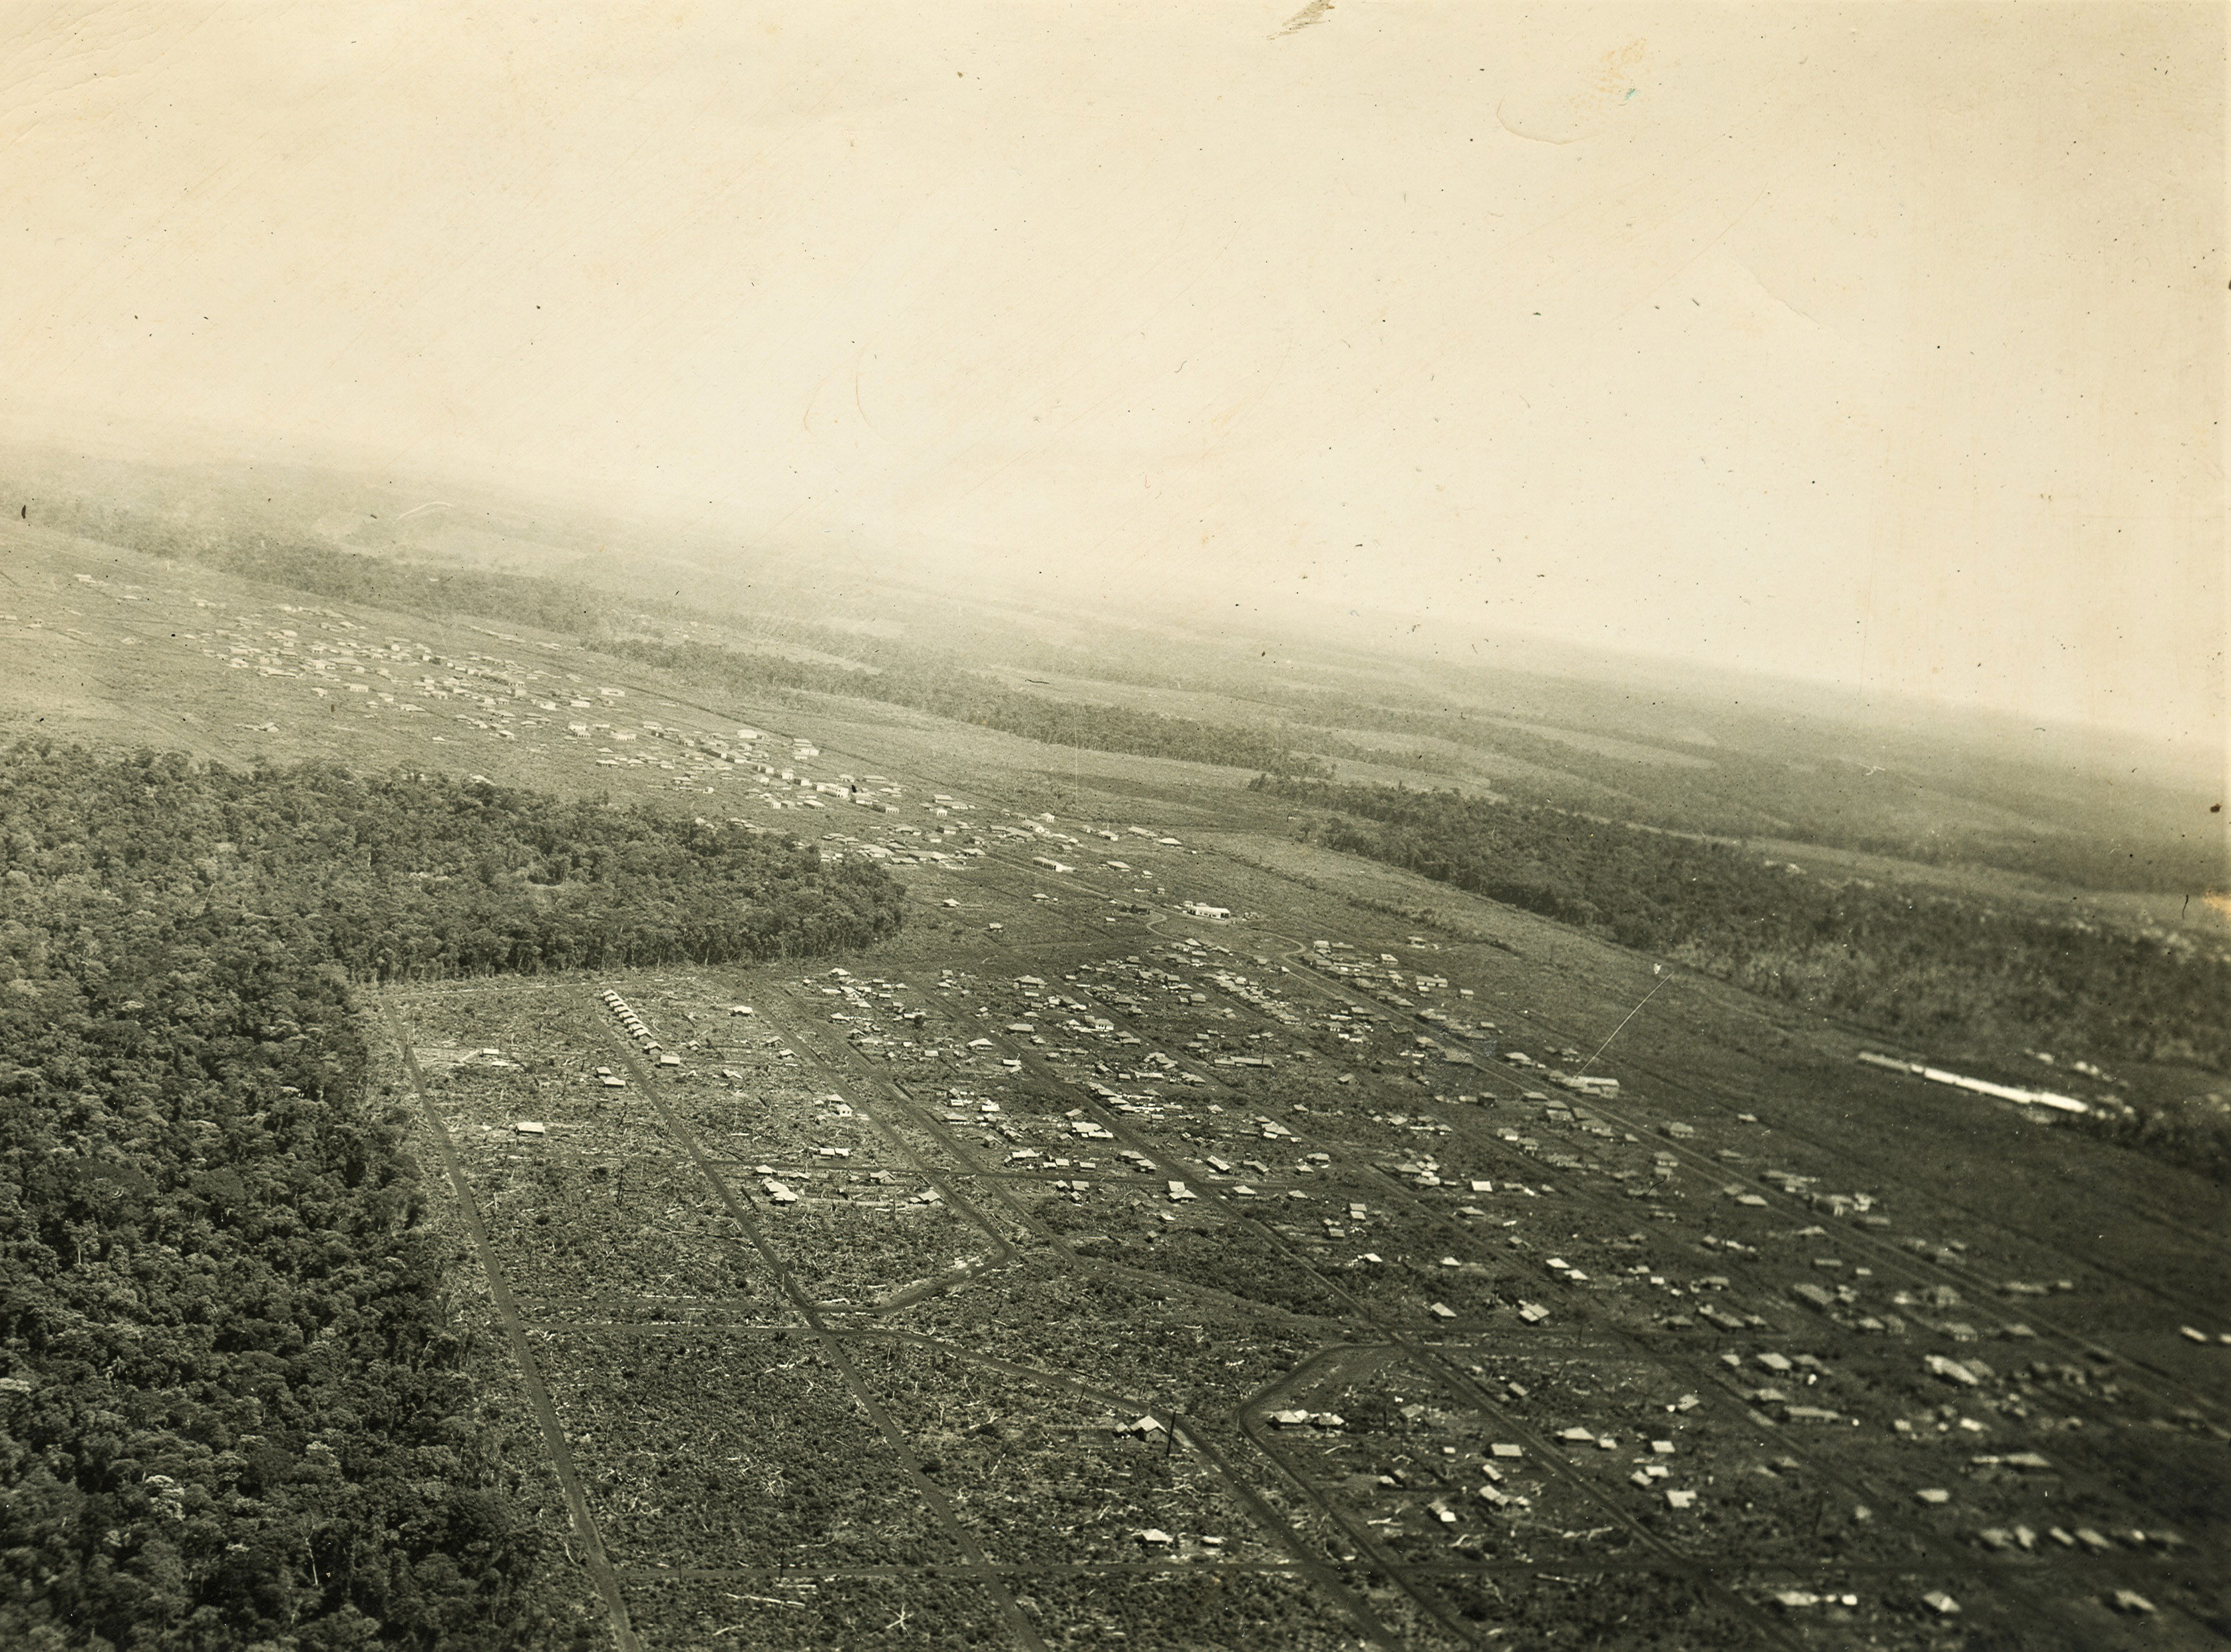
left=1, top=2, right=2221, bottom=748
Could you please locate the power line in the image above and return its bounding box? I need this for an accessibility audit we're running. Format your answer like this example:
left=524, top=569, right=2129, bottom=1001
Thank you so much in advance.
left=1576, top=965, right=1667, bottom=1078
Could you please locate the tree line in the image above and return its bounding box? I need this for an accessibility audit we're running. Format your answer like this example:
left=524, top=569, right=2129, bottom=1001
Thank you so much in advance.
left=21, top=492, right=612, bottom=640
left=24, top=490, right=1339, bottom=781
left=34, top=480, right=2199, bottom=894
left=1240, top=693, right=2218, bottom=897
left=1250, top=774, right=2231, bottom=1088
left=597, top=635, right=1334, bottom=778
left=0, top=744, right=906, bottom=1648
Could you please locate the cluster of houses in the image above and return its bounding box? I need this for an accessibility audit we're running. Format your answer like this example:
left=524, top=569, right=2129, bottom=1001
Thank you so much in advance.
left=600, top=988, right=681, bottom=1069
left=476, top=841, right=2208, bottom=1633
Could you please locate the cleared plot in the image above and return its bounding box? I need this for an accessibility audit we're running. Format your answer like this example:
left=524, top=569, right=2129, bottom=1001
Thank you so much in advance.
left=881, top=1047, right=1006, bottom=1085
left=998, top=1568, right=1383, bottom=1652
left=681, top=1078, right=985, bottom=1194
left=393, top=981, right=609, bottom=1064
left=846, top=1337, right=1290, bottom=1566
left=1266, top=1104, right=1480, bottom=1163
left=468, top=1146, right=777, bottom=1307
left=667, top=1038, right=817, bottom=1082
left=622, top=1572, right=1012, bottom=1651
left=902, top=1172, right=1047, bottom=1255
left=932, top=884, right=1101, bottom=948
left=752, top=1174, right=997, bottom=1307
left=958, top=1102, right=1126, bottom=1166
left=1725, top=1567, right=2097, bottom=1652
left=1417, top=1568, right=1765, bottom=1651
left=1248, top=1169, right=1519, bottom=1323
left=422, top=1067, right=680, bottom=1166
left=883, top=1267, right=1330, bottom=1422
left=1323, top=1257, right=1512, bottom=1329
left=1061, top=1204, right=1355, bottom=1323
left=1246, top=1355, right=1654, bottom=1571
left=388, top=985, right=690, bottom=1165
left=595, top=975, right=845, bottom=1069
left=673, top=1078, right=914, bottom=1171
left=972, top=1092, right=1116, bottom=1160
left=1425, top=1118, right=1667, bottom=1191
left=999, top=1172, right=1152, bottom=1242
left=544, top=1333, right=963, bottom=1571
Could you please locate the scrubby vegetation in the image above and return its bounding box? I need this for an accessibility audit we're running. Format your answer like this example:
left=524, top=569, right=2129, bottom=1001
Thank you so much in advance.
left=0, top=745, right=905, bottom=1648
left=1251, top=774, right=2231, bottom=1080
left=21, top=493, right=611, bottom=639
left=2075, top=1090, right=2231, bottom=1188
left=596, top=635, right=1333, bottom=778
left=33, top=483, right=2210, bottom=897
left=20, top=493, right=1334, bottom=780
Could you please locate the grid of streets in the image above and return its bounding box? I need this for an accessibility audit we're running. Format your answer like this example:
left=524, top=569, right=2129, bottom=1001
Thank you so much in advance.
left=375, top=836, right=2225, bottom=1652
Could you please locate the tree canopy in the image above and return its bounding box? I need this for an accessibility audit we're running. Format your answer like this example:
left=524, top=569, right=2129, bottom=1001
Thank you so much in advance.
left=0, top=745, right=906, bottom=1649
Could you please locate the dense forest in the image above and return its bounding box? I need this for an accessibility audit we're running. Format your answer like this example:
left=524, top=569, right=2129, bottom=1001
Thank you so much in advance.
left=156, top=762, right=901, bottom=980
left=1250, top=775, right=2231, bottom=1081
left=0, top=746, right=905, bottom=1649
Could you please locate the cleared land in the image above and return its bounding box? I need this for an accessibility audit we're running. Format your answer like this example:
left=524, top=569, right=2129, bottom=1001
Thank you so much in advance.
left=8, top=527, right=2228, bottom=1650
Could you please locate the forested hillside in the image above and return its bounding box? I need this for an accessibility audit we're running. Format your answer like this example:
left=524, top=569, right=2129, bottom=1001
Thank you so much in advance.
left=1252, top=775, right=2231, bottom=1082
left=0, top=746, right=905, bottom=1649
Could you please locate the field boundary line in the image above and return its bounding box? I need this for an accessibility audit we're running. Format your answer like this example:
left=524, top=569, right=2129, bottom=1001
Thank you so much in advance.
left=381, top=1001, right=642, bottom=1652
left=590, top=986, right=1055, bottom=1652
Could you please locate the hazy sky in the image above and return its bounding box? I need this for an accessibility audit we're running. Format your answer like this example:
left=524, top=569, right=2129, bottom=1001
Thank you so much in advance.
left=2, top=3, right=2221, bottom=748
